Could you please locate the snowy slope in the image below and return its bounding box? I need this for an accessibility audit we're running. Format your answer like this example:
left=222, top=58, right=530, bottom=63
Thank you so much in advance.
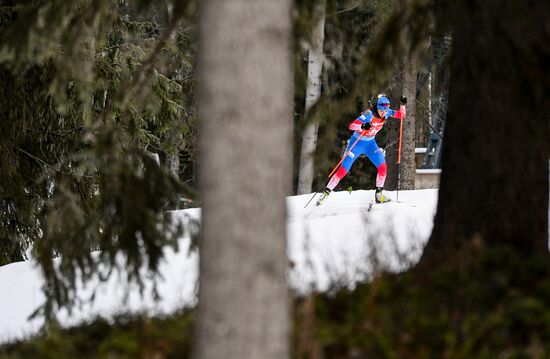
left=0, top=189, right=438, bottom=343
left=287, top=189, right=436, bottom=293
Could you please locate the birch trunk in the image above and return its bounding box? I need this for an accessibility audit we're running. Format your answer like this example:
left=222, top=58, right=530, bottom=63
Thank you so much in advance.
left=296, top=0, right=326, bottom=194
left=193, top=0, right=293, bottom=358
left=165, top=149, right=180, bottom=178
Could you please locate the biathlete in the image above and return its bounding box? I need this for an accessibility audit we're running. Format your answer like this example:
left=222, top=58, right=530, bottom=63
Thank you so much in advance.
left=316, top=94, right=407, bottom=206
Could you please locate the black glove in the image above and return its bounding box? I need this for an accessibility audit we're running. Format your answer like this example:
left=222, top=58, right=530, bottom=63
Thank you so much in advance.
left=361, top=122, right=372, bottom=130
left=400, top=96, right=407, bottom=105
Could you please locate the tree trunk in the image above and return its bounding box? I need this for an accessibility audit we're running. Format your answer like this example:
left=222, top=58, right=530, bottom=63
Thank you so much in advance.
left=164, top=130, right=182, bottom=179
left=421, top=0, right=549, bottom=262
left=193, top=0, right=292, bottom=358
left=165, top=151, right=180, bottom=178
left=396, top=0, right=422, bottom=190
left=297, top=0, right=326, bottom=195
left=399, top=55, right=418, bottom=190
left=295, top=294, right=324, bottom=359
left=384, top=62, right=403, bottom=191
left=427, top=70, right=432, bottom=130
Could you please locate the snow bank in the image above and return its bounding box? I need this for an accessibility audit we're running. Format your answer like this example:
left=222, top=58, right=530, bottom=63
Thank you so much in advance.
left=0, top=189, right=438, bottom=343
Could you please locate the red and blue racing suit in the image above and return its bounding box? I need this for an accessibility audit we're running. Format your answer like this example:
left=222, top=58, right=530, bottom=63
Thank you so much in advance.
left=326, top=105, right=406, bottom=191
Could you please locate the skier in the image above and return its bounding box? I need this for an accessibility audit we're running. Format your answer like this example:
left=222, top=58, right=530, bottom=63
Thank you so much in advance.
left=316, top=94, right=407, bottom=206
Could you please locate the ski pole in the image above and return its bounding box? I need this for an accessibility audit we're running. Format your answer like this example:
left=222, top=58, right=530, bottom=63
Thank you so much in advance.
left=396, top=116, right=404, bottom=202
left=304, top=130, right=366, bottom=208
left=327, top=130, right=366, bottom=178
left=304, top=191, right=318, bottom=208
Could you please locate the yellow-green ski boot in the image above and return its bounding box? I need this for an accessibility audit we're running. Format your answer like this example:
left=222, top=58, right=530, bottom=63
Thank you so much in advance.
left=316, top=188, right=331, bottom=206
left=375, top=187, right=391, bottom=203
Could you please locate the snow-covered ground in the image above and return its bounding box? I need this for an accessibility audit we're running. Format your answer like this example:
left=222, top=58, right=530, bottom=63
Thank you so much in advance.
left=0, top=189, right=439, bottom=343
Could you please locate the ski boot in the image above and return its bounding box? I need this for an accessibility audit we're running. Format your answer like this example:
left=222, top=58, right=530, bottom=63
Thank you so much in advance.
left=375, top=187, right=391, bottom=203
left=316, top=188, right=331, bottom=206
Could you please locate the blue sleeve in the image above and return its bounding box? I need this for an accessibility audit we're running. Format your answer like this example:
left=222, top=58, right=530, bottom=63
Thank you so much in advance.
left=385, top=109, right=396, bottom=119
left=359, top=111, right=374, bottom=123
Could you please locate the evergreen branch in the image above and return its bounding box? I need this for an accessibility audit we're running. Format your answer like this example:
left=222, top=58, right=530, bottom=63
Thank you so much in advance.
left=95, top=43, right=134, bottom=58
left=19, top=148, right=57, bottom=171
left=331, top=3, right=361, bottom=15
left=162, top=97, right=184, bottom=110
left=155, top=71, right=183, bottom=90
left=19, top=148, right=95, bottom=179
left=102, top=1, right=191, bottom=121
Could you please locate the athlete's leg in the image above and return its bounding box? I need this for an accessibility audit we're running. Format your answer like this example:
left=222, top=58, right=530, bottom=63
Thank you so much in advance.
left=376, top=163, right=387, bottom=188
left=326, top=167, right=347, bottom=191
left=364, top=141, right=387, bottom=188
left=365, top=141, right=391, bottom=202
left=326, top=139, right=368, bottom=191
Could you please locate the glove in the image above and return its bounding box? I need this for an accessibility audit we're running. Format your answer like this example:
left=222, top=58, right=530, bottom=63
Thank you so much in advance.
left=361, top=122, right=372, bottom=130
left=400, top=96, right=407, bottom=105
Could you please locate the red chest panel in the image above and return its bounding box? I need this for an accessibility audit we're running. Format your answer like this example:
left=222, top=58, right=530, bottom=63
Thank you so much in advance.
left=364, top=117, right=385, bottom=137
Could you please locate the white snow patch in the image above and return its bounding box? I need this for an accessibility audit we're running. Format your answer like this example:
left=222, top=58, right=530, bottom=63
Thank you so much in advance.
left=9, top=187, right=549, bottom=344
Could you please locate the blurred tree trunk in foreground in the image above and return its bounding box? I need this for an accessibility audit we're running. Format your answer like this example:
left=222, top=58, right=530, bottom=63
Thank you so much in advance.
left=193, top=0, right=293, bottom=358
left=421, top=0, right=549, bottom=262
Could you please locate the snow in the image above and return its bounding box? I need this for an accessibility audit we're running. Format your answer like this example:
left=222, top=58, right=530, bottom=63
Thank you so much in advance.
left=0, top=188, right=486, bottom=343
left=286, top=189, right=436, bottom=293
left=416, top=169, right=441, bottom=174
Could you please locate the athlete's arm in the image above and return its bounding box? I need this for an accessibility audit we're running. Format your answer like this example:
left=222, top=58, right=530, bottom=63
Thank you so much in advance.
left=349, top=111, right=373, bottom=131
left=389, top=105, right=406, bottom=119
left=389, top=96, right=407, bottom=119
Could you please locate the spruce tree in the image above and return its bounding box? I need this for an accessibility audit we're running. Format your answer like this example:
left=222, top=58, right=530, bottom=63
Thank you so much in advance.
left=0, top=0, right=197, bottom=320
